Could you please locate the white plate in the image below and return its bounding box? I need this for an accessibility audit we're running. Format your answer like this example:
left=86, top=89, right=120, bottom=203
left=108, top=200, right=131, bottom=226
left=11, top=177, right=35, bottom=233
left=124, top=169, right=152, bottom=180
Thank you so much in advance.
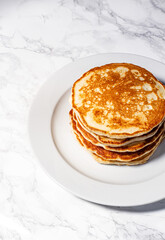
left=29, top=53, right=165, bottom=207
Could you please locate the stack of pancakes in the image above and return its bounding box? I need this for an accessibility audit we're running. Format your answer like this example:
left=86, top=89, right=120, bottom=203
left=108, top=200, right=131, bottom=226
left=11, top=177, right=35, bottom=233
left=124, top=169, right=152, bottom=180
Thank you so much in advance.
left=70, top=63, right=165, bottom=165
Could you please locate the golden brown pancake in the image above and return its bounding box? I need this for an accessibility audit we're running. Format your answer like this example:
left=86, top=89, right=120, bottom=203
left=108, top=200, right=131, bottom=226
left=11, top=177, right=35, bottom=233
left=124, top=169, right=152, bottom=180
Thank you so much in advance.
left=72, top=110, right=164, bottom=152
left=75, top=111, right=163, bottom=147
left=72, top=63, right=165, bottom=138
left=92, top=151, right=155, bottom=166
left=73, top=129, right=152, bottom=165
left=71, top=117, right=164, bottom=166
left=70, top=110, right=164, bottom=162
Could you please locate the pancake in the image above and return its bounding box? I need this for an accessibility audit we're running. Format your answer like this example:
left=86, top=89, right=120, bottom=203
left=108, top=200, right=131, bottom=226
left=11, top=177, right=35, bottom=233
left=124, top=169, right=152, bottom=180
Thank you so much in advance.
left=92, top=150, right=155, bottom=166
left=73, top=112, right=164, bottom=152
left=76, top=111, right=163, bottom=147
left=72, top=63, right=165, bottom=138
left=70, top=115, right=153, bottom=165
left=72, top=110, right=164, bottom=150
left=70, top=110, right=164, bottom=162
left=71, top=117, right=164, bottom=166
left=73, top=129, right=152, bottom=166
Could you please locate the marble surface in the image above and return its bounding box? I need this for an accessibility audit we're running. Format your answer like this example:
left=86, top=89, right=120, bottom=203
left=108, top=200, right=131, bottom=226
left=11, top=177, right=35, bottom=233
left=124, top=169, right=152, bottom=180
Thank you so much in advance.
left=1, top=0, right=165, bottom=239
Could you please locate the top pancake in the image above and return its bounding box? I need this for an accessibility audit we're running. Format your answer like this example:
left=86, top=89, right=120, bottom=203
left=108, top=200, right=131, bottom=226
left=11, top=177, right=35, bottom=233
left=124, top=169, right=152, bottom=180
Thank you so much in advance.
left=72, top=63, right=165, bottom=138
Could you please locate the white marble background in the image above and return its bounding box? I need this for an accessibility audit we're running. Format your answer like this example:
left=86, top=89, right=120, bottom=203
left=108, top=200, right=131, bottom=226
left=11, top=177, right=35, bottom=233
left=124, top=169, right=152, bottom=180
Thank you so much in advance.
left=0, top=0, right=165, bottom=239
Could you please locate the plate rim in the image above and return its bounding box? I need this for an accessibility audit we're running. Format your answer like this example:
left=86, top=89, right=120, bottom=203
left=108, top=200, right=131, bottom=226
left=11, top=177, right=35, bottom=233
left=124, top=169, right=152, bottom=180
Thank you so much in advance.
left=28, top=52, right=165, bottom=206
